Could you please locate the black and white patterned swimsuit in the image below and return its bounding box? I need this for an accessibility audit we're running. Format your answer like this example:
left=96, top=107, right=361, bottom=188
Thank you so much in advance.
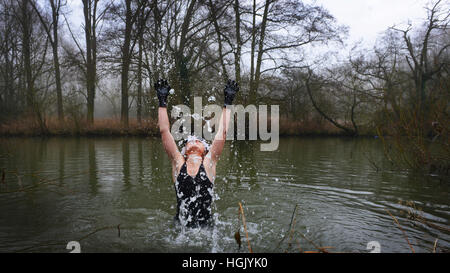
left=174, top=162, right=214, bottom=228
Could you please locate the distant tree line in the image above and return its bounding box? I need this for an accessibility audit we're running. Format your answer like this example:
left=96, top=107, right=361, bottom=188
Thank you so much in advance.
left=0, top=0, right=448, bottom=147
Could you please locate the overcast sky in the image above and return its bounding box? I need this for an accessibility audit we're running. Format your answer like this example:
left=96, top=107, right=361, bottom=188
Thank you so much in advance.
left=67, top=0, right=434, bottom=46
left=313, top=0, right=433, bottom=47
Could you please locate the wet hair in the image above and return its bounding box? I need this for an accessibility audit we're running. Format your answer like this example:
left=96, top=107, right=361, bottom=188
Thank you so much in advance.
left=180, top=135, right=210, bottom=157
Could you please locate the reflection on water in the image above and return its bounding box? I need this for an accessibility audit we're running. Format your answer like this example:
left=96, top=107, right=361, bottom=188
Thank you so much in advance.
left=0, top=137, right=448, bottom=253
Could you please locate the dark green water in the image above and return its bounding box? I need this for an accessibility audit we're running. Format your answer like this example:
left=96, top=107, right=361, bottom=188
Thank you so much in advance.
left=0, top=137, right=448, bottom=253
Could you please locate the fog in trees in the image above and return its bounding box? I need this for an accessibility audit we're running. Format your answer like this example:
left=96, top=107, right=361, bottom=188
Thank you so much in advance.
left=0, top=0, right=448, bottom=171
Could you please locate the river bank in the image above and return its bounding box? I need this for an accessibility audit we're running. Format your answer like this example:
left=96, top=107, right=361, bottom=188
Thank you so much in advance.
left=0, top=117, right=376, bottom=137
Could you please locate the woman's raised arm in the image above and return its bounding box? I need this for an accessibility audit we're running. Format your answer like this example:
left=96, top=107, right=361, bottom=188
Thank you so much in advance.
left=208, top=107, right=231, bottom=162
left=155, top=79, right=182, bottom=163
left=207, top=80, right=239, bottom=162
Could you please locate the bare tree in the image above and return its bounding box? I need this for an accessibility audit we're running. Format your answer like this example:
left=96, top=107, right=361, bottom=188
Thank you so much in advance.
left=245, top=0, right=346, bottom=104
left=304, top=68, right=359, bottom=136
left=30, top=0, right=66, bottom=123
left=64, top=0, right=111, bottom=125
left=390, top=0, right=450, bottom=133
left=0, top=0, right=22, bottom=117
left=206, top=0, right=231, bottom=82
left=83, top=0, right=98, bottom=125
left=233, top=0, right=242, bottom=85
left=15, top=0, right=50, bottom=132
left=174, top=0, right=198, bottom=106
left=136, top=2, right=145, bottom=124
left=119, top=0, right=151, bottom=128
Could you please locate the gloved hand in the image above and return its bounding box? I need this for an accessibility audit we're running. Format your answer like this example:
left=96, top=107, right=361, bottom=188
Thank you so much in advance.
left=224, top=79, right=239, bottom=106
left=154, top=79, right=171, bottom=107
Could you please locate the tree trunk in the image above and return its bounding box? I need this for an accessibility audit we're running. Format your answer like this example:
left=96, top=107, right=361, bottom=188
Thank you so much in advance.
left=20, top=0, right=48, bottom=133
left=53, top=46, right=63, bottom=122
left=249, top=0, right=256, bottom=104
left=208, top=0, right=228, bottom=82
left=30, top=0, right=64, bottom=122
left=120, top=0, right=133, bottom=128
left=305, top=73, right=357, bottom=136
left=234, top=0, right=241, bottom=85
left=21, top=0, right=34, bottom=113
left=83, top=0, right=97, bottom=125
left=120, top=51, right=130, bottom=127
left=175, top=0, right=197, bottom=106
left=253, top=0, right=270, bottom=104
left=137, top=28, right=143, bottom=125
left=152, top=0, right=160, bottom=83
left=51, top=0, right=64, bottom=123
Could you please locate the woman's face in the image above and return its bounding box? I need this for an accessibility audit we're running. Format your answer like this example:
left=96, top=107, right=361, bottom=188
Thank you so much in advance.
left=185, top=140, right=206, bottom=157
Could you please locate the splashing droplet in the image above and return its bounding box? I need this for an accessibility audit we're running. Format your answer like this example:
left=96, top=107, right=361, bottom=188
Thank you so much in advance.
left=208, top=96, right=216, bottom=103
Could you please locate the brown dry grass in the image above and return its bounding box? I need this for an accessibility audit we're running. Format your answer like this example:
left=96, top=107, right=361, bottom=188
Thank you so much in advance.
left=0, top=116, right=371, bottom=137
left=278, top=117, right=349, bottom=136
left=0, top=117, right=159, bottom=136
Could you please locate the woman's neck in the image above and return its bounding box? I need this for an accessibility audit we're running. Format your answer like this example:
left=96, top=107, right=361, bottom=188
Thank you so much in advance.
left=186, top=154, right=203, bottom=164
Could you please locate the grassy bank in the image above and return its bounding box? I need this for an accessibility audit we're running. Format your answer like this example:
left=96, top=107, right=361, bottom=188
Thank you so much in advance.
left=0, top=116, right=374, bottom=137
left=0, top=117, right=159, bottom=137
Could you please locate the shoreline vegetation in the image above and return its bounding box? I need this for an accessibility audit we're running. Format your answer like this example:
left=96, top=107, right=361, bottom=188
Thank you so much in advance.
left=3, top=116, right=448, bottom=177
left=0, top=116, right=374, bottom=138
left=1, top=116, right=448, bottom=176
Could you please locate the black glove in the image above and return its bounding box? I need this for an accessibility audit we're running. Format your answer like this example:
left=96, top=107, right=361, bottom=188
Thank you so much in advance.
left=154, top=79, right=171, bottom=107
left=224, top=79, right=239, bottom=106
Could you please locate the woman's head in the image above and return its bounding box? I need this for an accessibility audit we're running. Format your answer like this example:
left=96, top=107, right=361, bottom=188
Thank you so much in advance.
left=181, top=135, right=209, bottom=158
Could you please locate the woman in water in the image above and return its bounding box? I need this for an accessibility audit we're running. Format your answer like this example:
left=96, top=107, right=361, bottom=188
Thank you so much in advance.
left=155, top=79, right=239, bottom=228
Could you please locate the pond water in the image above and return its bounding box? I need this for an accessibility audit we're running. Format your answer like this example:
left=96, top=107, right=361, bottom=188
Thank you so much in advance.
left=0, top=137, right=448, bottom=253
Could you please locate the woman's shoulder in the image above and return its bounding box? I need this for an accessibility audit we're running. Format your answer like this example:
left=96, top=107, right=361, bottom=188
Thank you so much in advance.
left=172, top=157, right=186, bottom=182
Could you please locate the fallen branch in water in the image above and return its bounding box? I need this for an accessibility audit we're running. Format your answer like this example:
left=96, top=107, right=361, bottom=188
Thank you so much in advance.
left=363, top=153, right=380, bottom=172
left=275, top=204, right=333, bottom=253
left=414, top=214, right=450, bottom=233
left=287, top=205, right=299, bottom=251
left=297, top=231, right=332, bottom=253
left=238, top=202, right=253, bottom=253
left=296, top=238, right=303, bottom=253
left=403, top=201, right=450, bottom=233
left=386, top=209, right=415, bottom=253
left=13, top=241, right=68, bottom=253
left=234, top=207, right=242, bottom=250
left=401, top=200, right=450, bottom=234
left=77, top=224, right=122, bottom=242
left=276, top=204, right=299, bottom=251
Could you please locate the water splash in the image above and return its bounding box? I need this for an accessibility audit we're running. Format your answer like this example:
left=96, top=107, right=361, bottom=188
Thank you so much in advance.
left=207, top=96, right=216, bottom=103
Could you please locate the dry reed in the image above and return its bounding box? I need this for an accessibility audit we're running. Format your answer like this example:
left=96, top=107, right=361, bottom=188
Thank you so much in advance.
left=237, top=202, right=253, bottom=253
